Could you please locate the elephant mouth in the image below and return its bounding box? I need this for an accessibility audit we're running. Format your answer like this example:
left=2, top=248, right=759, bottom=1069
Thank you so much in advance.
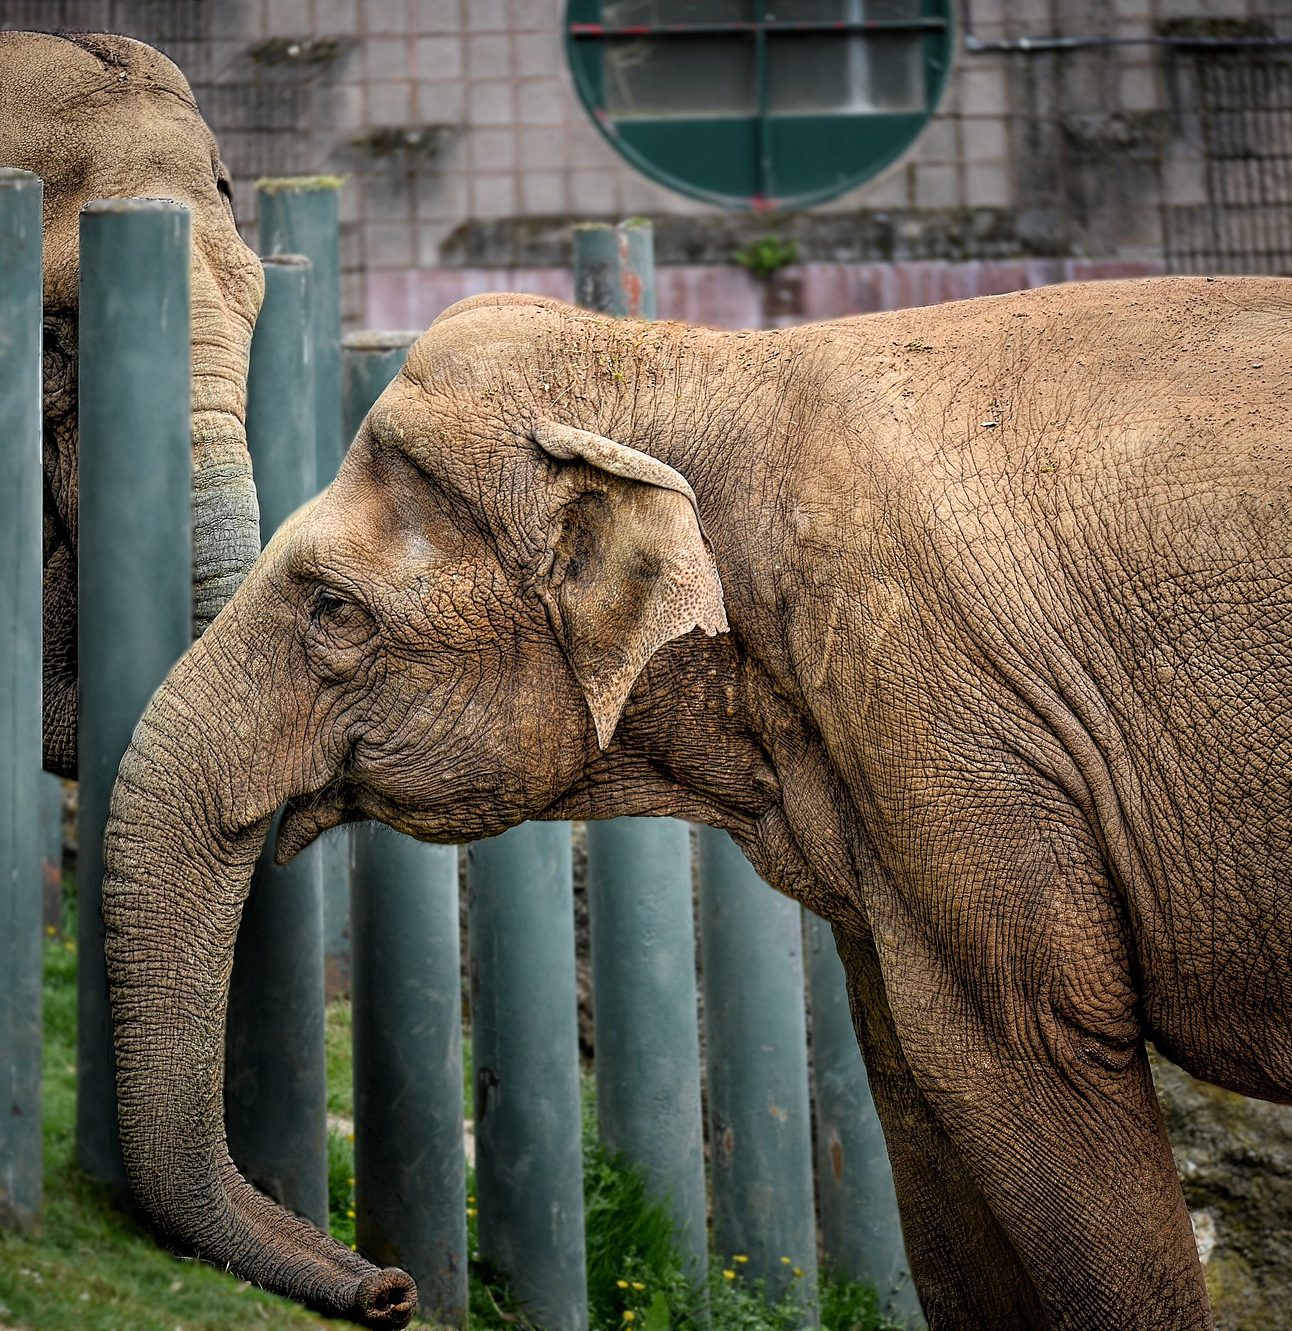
left=276, top=781, right=363, bottom=862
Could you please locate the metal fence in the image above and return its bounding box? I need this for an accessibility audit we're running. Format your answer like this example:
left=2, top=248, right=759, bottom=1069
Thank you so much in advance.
left=0, top=179, right=919, bottom=1329
left=1165, top=47, right=1292, bottom=275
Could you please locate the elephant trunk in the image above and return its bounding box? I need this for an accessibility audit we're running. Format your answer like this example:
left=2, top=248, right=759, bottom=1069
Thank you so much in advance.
left=189, top=264, right=262, bottom=636
left=102, top=628, right=416, bottom=1327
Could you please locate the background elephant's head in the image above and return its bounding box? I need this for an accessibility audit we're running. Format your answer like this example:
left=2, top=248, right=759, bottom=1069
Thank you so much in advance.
left=102, top=295, right=741, bottom=1325
left=0, top=30, right=265, bottom=775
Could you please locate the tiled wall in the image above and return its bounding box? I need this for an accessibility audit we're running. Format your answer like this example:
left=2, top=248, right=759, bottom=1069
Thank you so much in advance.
left=5, top=0, right=1289, bottom=328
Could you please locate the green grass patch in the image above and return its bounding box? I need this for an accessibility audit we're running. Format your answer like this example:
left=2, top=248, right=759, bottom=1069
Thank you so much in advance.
left=17, top=929, right=909, bottom=1331
left=0, top=934, right=331, bottom=1331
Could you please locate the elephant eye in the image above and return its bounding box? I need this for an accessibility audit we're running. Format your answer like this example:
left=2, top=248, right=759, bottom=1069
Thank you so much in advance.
left=214, top=166, right=236, bottom=218
left=308, top=587, right=374, bottom=643
left=312, top=590, right=349, bottom=624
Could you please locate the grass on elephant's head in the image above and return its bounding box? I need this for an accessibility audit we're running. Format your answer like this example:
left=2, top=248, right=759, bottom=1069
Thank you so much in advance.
left=0, top=932, right=333, bottom=1331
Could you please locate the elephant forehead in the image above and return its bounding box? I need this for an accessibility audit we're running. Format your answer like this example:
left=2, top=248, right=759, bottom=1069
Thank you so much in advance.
left=0, top=31, right=198, bottom=109
left=296, top=462, right=487, bottom=591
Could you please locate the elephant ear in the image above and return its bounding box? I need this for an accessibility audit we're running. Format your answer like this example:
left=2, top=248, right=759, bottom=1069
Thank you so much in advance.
left=533, top=420, right=728, bottom=749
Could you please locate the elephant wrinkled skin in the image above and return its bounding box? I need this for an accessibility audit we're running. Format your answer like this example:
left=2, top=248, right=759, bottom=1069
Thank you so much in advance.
left=0, top=30, right=264, bottom=775
left=104, top=278, right=1292, bottom=1329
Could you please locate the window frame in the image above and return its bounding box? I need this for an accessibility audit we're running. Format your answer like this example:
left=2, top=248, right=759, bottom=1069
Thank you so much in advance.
left=565, top=0, right=955, bottom=211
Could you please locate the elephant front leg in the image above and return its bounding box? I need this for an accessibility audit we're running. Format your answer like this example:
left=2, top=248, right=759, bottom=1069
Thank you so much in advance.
left=834, top=926, right=1048, bottom=1330
left=864, top=797, right=1213, bottom=1331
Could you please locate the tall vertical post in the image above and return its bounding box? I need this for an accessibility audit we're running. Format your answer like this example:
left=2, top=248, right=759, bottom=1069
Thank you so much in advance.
left=256, top=180, right=342, bottom=482
left=343, top=327, right=467, bottom=1323
left=697, top=827, right=818, bottom=1308
left=257, top=179, right=351, bottom=998
left=468, top=823, right=587, bottom=1331
left=0, top=168, right=45, bottom=1227
left=224, top=256, right=328, bottom=1227
left=572, top=219, right=656, bottom=319
left=341, top=330, right=420, bottom=444
left=574, top=219, right=705, bottom=1273
left=39, top=773, right=64, bottom=930
left=806, top=912, right=922, bottom=1320
left=77, top=199, right=193, bottom=1188
left=352, top=828, right=466, bottom=1326
left=586, top=820, right=707, bottom=1275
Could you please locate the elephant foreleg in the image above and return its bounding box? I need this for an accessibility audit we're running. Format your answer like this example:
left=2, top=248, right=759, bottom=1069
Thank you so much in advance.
left=864, top=788, right=1212, bottom=1331
left=834, top=926, right=1047, bottom=1330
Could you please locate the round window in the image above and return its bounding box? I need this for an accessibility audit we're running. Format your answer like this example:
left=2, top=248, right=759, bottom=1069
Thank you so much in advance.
left=565, top=0, right=954, bottom=211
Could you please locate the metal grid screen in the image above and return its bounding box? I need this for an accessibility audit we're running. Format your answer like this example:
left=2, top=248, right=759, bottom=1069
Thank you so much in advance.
left=1167, top=50, right=1292, bottom=275
left=0, top=1, right=327, bottom=246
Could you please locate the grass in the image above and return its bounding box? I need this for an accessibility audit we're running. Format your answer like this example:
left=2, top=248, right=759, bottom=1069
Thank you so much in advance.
left=0, top=931, right=331, bottom=1331
left=8, top=922, right=910, bottom=1331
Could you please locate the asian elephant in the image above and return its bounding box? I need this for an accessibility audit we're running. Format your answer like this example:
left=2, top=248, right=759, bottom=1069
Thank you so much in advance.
left=0, top=30, right=264, bottom=775
left=103, top=277, right=1292, bottom=1330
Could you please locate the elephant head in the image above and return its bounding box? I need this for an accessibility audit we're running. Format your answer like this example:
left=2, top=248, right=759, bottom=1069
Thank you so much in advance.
left=0, top=30, right=265, bottom=775
left=100, top=294, right=799, bottom=1326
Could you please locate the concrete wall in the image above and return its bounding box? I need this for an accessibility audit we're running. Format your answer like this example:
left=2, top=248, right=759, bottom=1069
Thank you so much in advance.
left=4, top=0, right=1289, bottom=328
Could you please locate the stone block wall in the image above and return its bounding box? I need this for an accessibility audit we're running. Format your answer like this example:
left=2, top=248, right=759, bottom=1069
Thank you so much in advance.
left=6, top=0, right=1289, bottom=327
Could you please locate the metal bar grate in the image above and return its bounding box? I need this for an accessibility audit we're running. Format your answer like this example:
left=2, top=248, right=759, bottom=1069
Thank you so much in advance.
left=1166, top=51, right=1292, bottom=275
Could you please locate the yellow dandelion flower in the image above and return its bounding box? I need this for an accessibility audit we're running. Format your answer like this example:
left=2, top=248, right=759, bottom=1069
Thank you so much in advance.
left=722, top=1269, right=736, bottom=1281
left=792, top=1267, right=804, bottom=1279
left=623, top=1312, right=636, bottom=1324
left=346, top=1132, right=355, bottom=1142
left=631, top=1282, right=645, bottom=1291
left=346, top=1208, right=355, bottom=1219
left=616, top=1280, right=629, bottom=1290
left=468, top=1194, right=476, bottom=1204
left=45, top=925, right=55, bottom=937
left=733, top=1255, right=749, bottom=1265
left=466, top=1208, right=477, bottom=1219
left=780, top=1256, right=792, bottom=1265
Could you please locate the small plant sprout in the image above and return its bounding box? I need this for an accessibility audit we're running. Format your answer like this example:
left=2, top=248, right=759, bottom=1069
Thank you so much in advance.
left=731, top=234, right=798, bottom=280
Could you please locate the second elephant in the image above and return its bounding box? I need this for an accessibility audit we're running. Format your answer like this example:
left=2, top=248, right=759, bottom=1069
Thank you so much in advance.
left=0, top=30, right=264, bottom=775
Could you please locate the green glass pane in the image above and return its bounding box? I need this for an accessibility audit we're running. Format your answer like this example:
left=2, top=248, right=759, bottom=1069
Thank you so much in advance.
left=567, top=0, right=952, bottom=208
left=868, top=0, right=924, bottom=19
left=768, top=0, right=922, bottom=17
left=764, top=112, right=925, bottom=198
left=602, top=0, right=753, bottom=20
left=603, top=35, right=756, bottom=119
left=767, top=32, right=925, bottom=112
left=765, top=0, right=848, bottom=17
left=616, top=118, right=759, bottom=198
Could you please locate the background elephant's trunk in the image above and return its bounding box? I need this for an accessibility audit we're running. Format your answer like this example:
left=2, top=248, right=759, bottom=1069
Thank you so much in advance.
left=189, top=264, right=262, bottom=636
left=102, top=630, right=416, bottom=1328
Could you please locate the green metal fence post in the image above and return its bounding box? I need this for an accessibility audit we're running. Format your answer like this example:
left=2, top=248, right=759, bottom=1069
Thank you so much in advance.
left=256, top=179, right=352, bottom=999
left=572, top=219, right=656, bottom=319
left=256, top=181, right=342, bottom=483
left=342, top=327, right=468, bottom=1323
left=77, top=198, right=193, bottom=1188
left=341, top=330, right=420, bottom=444
left=353, top=827, right=466, bottom=1326
left=468, top=823, right=587, bottom=1331
left=0, top=168, right=45, bottom=1227
left=573, top=219, right=706, bottom=1274
left=224, top=255, right=328, bottom=1226
left=696, top=826, right=818, bottom=1308
left=39, top=773, right=63, bottom=930
left=586, top=822, right=708, bottom=1276
left=806, top=912, right=922, bottom=1320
